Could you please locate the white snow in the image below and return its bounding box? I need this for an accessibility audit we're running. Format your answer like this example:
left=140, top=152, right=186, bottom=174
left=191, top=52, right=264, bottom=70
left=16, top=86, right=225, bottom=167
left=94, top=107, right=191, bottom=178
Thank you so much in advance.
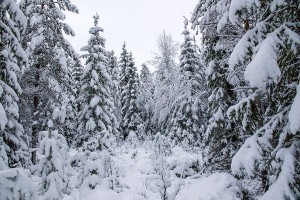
left=228, top=30, right=252, bottom=71
left=91, top=70, right=99, bottom=83
left=64, top=142, right=241, bottom=200
left=260, top=143, right=298, bottom=200
left=85, top=118, right=96, bottom=131
left=206, top=61, right=215, bottom=77
left=90, top=96, right=100, bottom=108
left=47, top=120, right=54, bottom=128
left=244, top=35, right=281, bottom=90
left=0, top=168, right=36, bottom=200
left=217, top=11, right=229, bottom=33
left=231, top=135, right=263, bottom=177
left=270, top=0, right=286, bottom=11
left=176, top=173, right=242, bottom=200
left=3, top=0, right=27, bottom=28
left=0, top=103, right=8, bottom=131
left=289, top=83, right=300, bottom=134
left=80, top=187, right=119, bottom=200
left=229, top=0, right=261, bottom=25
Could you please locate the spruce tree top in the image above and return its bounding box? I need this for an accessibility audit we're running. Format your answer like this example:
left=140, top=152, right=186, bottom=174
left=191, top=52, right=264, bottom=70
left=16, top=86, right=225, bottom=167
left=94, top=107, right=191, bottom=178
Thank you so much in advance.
left=81, top=14, right=106, bottom=64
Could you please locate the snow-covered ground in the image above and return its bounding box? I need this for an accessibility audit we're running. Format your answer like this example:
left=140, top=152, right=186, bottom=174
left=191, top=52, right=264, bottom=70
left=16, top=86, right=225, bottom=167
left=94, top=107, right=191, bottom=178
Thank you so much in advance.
left=66, top=140, right=242, bottom=200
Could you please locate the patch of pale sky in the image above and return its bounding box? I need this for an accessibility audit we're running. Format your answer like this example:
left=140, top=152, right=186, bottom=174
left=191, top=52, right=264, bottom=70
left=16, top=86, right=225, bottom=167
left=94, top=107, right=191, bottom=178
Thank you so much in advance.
left=65, top=0, right=199, bottom=72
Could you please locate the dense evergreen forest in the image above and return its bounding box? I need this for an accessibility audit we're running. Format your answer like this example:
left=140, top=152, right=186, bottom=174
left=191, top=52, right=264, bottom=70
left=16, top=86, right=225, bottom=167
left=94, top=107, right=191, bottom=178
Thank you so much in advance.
left=0, top=0, right=299, bottom=199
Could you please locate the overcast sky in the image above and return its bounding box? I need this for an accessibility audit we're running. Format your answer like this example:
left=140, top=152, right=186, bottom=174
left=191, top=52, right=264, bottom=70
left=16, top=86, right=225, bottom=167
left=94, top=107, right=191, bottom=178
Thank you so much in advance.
left=65, top=0, right=199, bottom=71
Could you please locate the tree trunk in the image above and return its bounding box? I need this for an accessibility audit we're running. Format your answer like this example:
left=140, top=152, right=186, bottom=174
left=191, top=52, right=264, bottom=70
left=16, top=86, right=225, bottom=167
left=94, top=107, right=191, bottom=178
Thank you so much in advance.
left=31, top=64, right=40, bottom=164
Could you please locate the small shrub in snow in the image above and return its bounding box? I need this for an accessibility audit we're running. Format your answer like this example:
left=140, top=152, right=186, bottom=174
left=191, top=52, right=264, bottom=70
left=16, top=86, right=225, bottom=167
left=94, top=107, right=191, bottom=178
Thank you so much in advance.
left=147, top=133, right=173, bottom=200
left=0, top=168, right=36, bottom=200
left=36, top=126, right=72, bottom=199
left=77, top=149, right=125, bottom=195
left=102, top=151, right=124, bottom=193
left=0, top=140, right=36, bottom=199
left=168, top=147, right=201, bottom=179
left=152, top=133, right=172, bottom=157
left=79, top=151, right=103, bottom=190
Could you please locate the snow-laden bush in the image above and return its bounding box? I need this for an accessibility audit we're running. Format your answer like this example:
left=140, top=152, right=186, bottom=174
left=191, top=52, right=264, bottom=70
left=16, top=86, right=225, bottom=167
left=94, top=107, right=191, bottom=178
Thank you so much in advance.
left=125, top=131, right=139, bottom=158
left=76, top=132, right=124, bottom=194
left=77, top=149, right=125, bottom=198
left=102, top=151, right=124, bottom=192
left=146, top=135, right=205, bottom=200
left=151, top=132, right=171, bottom=157
left=167, top=146, right=201, bottom=179
left=36, top=122, right=72, bottom=200
left=0, top=168, right=36, bottom=200
left=82, top=130, right=117, bottom=155
left=127, top=131, right=138, bottom=145
left=0, top=138, right=36, bottom=199
left=146, top=133, right=174, bottom=200
left=78, top=151, right=103, bottom=190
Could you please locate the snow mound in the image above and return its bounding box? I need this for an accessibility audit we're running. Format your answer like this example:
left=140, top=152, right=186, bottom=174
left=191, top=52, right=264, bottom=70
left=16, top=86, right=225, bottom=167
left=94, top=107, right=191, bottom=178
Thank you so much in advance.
left=176, top=173, right=242, bottom=200
left=80, top=186, right=119, bottom=200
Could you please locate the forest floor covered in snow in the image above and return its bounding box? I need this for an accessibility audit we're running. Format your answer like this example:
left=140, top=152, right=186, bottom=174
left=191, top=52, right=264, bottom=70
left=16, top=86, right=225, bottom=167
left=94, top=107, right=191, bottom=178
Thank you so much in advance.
left=64, top=137, right=242, bottom=200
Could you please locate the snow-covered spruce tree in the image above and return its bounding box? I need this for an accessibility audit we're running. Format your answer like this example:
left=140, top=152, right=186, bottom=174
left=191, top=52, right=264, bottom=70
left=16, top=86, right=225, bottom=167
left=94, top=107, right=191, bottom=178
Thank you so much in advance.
left=0, top=0, right=31, bottom=168
left=227, top=0, right=300, bottom=198
left=72, top=55, right=83, bottom=89
left=107, top=51, right=122, bottom=127
left=0, top=138, right=8, bottom=170
left=191, top=0, right=241, bottom=173
left=118, top=43, right=129, bottom=139
left=107, top=51, right=119, bottom=78
left=137, top=63, right=155, bottom=137
left=76, top=22, right=121, bottom=192
left=19, top=0, right=78, bottom=164
left=68, top=56, right=83, bottom=146
left=166, top=20, right=206, bottom=148
left=152, top=31, right=179, bottom=135
left=36, top=120, right=72, bottom=199
left=52, top=83, right=77, bottom=146
left=77, top=14, right=119, bottom=148
left=60, top=57, right=78, bottom=146
left=119, top=44, right=141, bottom=139
left=71, top=55, right=83, bottom=112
